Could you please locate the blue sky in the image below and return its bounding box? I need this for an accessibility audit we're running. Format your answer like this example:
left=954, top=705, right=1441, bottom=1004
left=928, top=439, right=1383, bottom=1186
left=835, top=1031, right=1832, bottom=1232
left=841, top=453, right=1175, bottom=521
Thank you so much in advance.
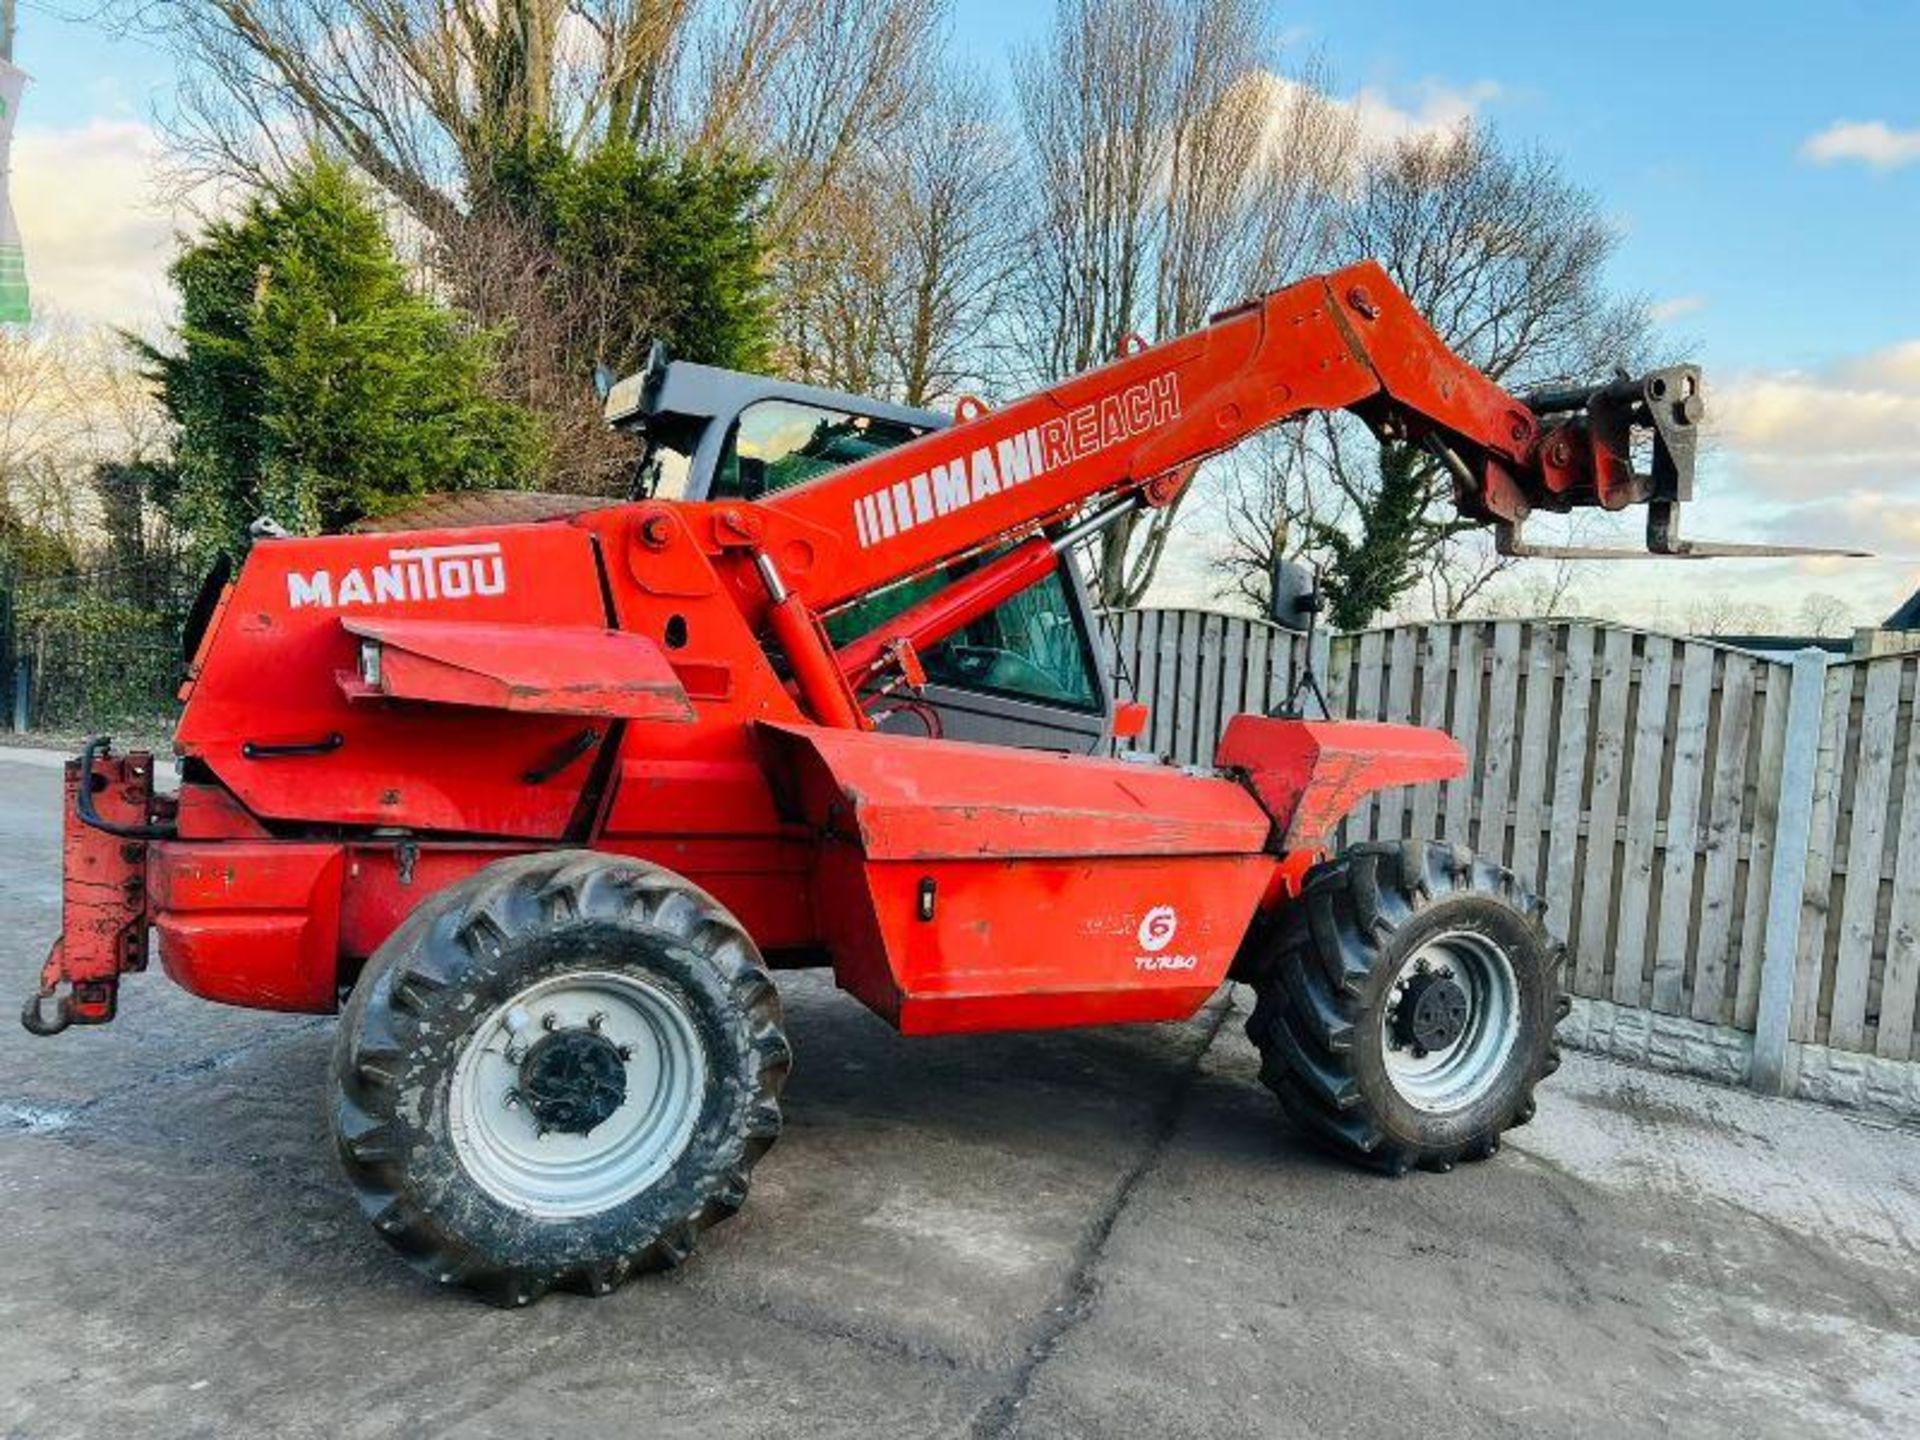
left=9, top=1, right=1920, bottom=622
left=949, top=0, right=1920, bottom=373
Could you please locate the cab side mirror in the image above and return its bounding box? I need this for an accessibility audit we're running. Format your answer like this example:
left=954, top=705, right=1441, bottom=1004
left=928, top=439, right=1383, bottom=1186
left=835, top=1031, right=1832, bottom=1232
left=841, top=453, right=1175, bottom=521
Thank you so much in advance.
left=1268, top=556, right=1322, bottom=635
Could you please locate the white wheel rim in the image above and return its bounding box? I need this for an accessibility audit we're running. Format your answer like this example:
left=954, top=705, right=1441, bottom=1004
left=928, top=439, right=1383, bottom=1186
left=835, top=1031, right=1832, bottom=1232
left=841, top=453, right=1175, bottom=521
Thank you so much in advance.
left=1379, top=930, right=1521, bottom=1115
left=450, top=969, right=707, bottom=1219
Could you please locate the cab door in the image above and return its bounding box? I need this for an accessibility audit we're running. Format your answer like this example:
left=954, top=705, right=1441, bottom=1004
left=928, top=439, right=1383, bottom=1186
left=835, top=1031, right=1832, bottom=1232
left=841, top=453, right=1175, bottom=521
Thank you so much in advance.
left=700, top=394, right=1115, bottom=753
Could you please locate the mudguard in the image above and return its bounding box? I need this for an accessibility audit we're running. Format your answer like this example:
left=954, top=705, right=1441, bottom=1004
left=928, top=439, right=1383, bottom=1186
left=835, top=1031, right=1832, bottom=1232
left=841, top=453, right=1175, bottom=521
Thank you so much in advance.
left=1214, top=714, right=1467, bottom=851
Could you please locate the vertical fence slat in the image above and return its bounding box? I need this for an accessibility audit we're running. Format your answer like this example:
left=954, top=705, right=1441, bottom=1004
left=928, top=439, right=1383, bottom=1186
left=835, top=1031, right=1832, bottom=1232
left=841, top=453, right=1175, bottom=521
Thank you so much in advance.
left=1613, top=635, right=1673, bottom=1008
left=1575, top=627, right=1633, bottom=997
left=1152, top=610, right=1182, bottom=759
left=1651, top=643, right=1715, bottom=1014
left=1326, top=634, right=1353, bottom=719
left=1693, top=652, right=1756, bottom=1025
left=1373, top=627, right=1418, bottom=842
left=1736, top=663, right=1793, bottom=1029
left=1220, top=615, right=1248, bottom=740
left=1830, top=658, right=1902, bottom=1049
left=1792, top=664, right=1853, bottom=1043
left=1307, top=626, right=1331, bottom=715
left=1195, top=612, right=1225, bottom=765
left=1349, top=631, right=1387, bottom=840
left=1245, top=624, right=1272, bottom=716
left=1477, top=623, right=1523, bottom=862
left=1410, top=626, right=1451, bottom=842
left=1510, top=625, right=1555, bottom=894
left=1545, top=624, right=1593, bottom=938
left=1877, top=675, right=1920, bottom=1061
left=1444, top=625, right=1485, bottom=847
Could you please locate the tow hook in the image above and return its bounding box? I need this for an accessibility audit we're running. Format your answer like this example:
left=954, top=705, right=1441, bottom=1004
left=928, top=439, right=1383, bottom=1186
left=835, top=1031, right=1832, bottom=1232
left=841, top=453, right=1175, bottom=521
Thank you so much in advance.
left=20, top=983, right=72, bottom=1037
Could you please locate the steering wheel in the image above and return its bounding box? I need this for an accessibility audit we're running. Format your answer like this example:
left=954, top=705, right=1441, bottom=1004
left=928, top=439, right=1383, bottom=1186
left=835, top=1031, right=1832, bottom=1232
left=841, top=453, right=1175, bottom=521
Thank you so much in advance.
left=941, top=644, right=1073, bottom=701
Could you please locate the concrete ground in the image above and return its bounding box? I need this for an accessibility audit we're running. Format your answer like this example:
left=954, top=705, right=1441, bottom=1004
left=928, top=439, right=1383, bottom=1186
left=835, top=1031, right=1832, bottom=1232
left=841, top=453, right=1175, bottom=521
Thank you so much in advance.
left=0, top=748, right=1915, bottom=1440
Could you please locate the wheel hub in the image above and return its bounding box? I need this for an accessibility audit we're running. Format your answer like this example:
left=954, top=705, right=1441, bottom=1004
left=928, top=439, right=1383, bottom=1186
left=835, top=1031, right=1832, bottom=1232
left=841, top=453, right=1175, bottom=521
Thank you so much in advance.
left=517, top=1028, right=629, bottom=1136
left=1391, top=969, right=1470, bottom=1055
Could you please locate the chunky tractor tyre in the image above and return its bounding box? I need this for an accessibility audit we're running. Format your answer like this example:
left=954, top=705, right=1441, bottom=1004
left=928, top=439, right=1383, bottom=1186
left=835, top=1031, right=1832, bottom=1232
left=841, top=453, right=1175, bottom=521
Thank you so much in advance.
left=330, top=852, right=789, bottom=1306
left=1246, top=840, right=1567, bottom=1174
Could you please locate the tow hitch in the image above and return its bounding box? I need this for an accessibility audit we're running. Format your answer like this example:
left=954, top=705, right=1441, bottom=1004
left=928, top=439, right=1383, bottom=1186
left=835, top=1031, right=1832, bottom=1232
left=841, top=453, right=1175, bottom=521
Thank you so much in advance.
left=20, top=738, right=168, bottom=1035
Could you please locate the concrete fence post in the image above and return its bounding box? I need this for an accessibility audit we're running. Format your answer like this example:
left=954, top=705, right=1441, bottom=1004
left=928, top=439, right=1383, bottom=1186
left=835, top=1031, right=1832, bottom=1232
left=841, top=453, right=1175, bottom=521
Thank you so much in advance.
left=1751, top=647, right=1830, bottom=1095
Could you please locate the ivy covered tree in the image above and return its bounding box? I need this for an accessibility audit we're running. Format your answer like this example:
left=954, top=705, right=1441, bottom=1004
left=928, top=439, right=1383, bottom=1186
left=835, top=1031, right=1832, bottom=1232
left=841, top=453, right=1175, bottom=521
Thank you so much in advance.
left=487, top=139, right=771, bottom=374
left=144, top=158, right=545, bottom=560
left=457, top=139, right=772, bottom=490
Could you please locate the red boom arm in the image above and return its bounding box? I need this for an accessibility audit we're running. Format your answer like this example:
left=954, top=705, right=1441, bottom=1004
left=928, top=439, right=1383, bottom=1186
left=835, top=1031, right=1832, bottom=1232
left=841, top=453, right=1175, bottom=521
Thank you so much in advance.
left=627, top=260, right=1703, bottom=726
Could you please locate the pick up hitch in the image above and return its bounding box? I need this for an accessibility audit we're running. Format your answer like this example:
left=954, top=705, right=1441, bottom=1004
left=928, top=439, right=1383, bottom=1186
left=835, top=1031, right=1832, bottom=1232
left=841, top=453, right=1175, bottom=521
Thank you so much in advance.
left=20, top=738, right=167, bottom=1036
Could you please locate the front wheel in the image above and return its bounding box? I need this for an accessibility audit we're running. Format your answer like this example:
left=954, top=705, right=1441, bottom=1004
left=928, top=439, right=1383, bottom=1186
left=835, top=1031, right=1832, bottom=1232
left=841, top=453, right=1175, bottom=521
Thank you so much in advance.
left=330, top=852, right=789, bottom=1306
left=1246, top=840, right=1566, bottom=1174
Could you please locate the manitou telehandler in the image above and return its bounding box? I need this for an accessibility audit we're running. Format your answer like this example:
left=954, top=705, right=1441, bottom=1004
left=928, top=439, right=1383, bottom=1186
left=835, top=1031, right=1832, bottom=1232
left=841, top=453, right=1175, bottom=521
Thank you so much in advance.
left=24, top=262, right=1746, bottom=1305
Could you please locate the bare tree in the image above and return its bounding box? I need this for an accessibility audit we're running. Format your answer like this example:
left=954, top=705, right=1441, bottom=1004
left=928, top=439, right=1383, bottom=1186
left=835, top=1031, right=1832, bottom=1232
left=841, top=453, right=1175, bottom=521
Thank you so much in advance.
left=778, top=66, right=1016, bottom=406
left=1009, top=0, right=1354, bottom=606
left=1794, top=591, right=1855, bottom=636
left=1686, top=594, right=1780, bottom=637
left=113, top=0, right=944, bottom=246
left=0, top=316, right=172, bottom=559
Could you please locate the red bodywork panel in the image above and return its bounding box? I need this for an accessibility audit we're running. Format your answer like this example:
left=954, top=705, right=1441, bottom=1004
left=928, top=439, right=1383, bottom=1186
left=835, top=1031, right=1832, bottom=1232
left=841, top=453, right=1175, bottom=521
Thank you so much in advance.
left=175, top=523, right=617, bottom=837
left=339, top=618, right=695, bottom=722
left=151, top=842, right=345, bottom=1013
left=1214, top=715, right=1467, bottom=851
left=762, top=723, right=1276, bottom=1033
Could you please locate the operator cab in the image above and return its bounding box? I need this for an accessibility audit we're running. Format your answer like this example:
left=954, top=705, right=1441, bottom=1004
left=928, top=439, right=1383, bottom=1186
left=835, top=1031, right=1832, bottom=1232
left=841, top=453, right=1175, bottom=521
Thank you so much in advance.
left=605, top=349, right=1116, bottom=753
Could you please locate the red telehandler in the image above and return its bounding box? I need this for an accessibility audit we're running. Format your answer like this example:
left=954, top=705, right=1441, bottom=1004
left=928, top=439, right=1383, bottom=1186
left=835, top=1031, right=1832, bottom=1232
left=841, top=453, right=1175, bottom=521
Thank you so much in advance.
left=23, top=262, right=1734, bottom=1304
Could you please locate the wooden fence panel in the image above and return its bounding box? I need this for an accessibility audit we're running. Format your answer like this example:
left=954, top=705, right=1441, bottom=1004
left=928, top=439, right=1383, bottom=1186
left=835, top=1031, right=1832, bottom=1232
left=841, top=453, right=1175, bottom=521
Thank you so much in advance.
left=1108, top=609, right=1918, bottom=1061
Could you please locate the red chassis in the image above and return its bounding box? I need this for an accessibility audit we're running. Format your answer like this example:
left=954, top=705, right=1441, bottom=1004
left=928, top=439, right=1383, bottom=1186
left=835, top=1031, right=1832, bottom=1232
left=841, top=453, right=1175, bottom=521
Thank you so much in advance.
left=26, top=260, right=1683, bottom=1037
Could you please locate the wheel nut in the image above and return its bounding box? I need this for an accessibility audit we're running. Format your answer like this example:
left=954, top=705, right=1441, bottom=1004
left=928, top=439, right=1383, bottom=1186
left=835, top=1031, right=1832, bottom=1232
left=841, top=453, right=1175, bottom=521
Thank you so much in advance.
left=617, top=1044, right=634, bottom=1062
left=541, top=1011, right=559, bottom=1031
left=589, top=1012, right=607, bottom=1032
left=504, top=1089, right=520, bottom=1111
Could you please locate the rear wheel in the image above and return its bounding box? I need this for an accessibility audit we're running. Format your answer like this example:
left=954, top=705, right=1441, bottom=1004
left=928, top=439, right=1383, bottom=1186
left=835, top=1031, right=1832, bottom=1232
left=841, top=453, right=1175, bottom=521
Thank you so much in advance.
left=1246, top=840, right=1566, bottom=1173
left=331, top=852, right=789, bottom=1305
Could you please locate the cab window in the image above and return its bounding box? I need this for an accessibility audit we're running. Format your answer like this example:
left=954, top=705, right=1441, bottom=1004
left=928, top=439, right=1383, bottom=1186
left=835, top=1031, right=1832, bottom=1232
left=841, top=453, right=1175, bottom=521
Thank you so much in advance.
left=714, top=400, right=929, bottom=500
left=719, top=398, right=1102, bottom=713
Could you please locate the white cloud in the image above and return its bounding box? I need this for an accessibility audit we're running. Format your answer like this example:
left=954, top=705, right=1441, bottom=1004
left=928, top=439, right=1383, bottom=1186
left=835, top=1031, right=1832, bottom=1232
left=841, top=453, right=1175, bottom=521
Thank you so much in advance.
left=1800, top=120, right=1920, bottom=172
left=1250, top=72, right=1498, bottom=172
left=1711, top=340, right=1920, bottom=506
left=10, top=119, right=179, bottom=327
left=1652, top=295, right=1707, bottom=323
left=1343, top=79, right=1501, bottom=151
